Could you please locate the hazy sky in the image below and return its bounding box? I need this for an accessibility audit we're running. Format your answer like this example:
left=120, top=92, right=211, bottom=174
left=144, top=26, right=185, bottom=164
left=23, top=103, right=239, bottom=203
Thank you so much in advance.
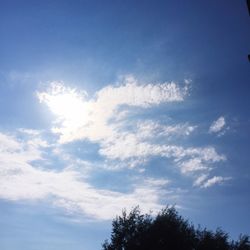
left=0, top=1, right=250, bottom=249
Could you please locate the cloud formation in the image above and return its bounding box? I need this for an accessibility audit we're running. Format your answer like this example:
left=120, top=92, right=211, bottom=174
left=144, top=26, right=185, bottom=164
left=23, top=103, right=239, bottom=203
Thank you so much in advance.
left=193, top=175, right=231, bottom=188
left=0, top=131, right=167, bottom=220
left=209, top=116, right=226, bottom=134
left=37, top=76, right=189, bottom=144
left=37, top=78, right=228, bottom=181
left=201, top=176, right=231, bottom=188
left=0, top=76, right=232, bottom=220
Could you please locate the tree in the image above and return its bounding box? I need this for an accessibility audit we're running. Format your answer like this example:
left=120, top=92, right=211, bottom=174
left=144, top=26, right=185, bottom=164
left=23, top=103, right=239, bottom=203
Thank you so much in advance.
left=232, top=235, right=250, bottom=250
left=102, top=206, right=250, bottom=250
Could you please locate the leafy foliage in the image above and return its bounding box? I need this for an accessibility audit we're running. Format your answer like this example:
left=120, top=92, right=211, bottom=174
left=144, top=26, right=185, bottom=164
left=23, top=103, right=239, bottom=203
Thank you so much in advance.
left=102, top=206, right=250, bottom=250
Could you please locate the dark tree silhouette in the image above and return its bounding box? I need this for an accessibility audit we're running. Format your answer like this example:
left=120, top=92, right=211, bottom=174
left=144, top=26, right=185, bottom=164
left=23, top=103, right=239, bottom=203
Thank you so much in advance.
left=102, top=206, right=250, bottom=250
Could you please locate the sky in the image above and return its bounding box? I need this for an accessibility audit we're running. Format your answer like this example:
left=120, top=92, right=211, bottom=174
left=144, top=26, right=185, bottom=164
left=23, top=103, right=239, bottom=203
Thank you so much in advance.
left=0, top=0, right=250, bottom=249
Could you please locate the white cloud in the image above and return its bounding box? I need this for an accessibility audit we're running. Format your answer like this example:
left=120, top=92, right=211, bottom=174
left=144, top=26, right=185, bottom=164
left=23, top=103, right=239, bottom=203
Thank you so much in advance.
left=18, top=128, right=41, bottom=136
left=193, top=174, right=209, bottom=187
left=193, top=175, right=231, bottom=188
left=209, top=116, right=226, bottom=134
left=0, top=132, right=42, bottom=164
left=36, top=78, right=227, bottom=190
left=99, top=137, right=225, bottom=166
left=0, top=76, right=232, bottom=221
left=202, top=176, right=232, bottom=188
left=37, top=79, right=226, bottom=179
left=180, top=158, right=209, bottom=174
left=0, top=131, right=166, bottom=220
left=0, top=132, right=20, bottom=152
left=95, top=76, right=187, bottom=108
left=37, top=77, right=189, bottom=144
left=144, top=177, right=170, bottom=187
left=136, top=121, right=196, bottom=139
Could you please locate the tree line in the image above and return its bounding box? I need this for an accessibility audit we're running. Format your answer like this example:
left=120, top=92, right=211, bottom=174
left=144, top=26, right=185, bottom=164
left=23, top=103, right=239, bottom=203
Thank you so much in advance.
left=102, top=206, right=250, bottom=250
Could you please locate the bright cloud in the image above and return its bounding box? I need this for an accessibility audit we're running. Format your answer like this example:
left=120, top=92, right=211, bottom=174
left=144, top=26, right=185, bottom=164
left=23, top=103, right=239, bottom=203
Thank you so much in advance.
left=180, top=158, right=209, bottom=174
left=193, top=174, right=209, bottom=187
left=95, top=76, right=188, bottom=108
left=209, top=116, right=226, bottom=134
left=136, top=121, right=196, bottom=138
left=0, top=76, right=231, bottom=221
left=37, top=76, right=189, bottom=144
left=37, top=77, right=228, bottom=183
left=201, top=176, right=232, bottom=188
left=0, top=131, right=167, bottom=220
left=193, top=175, right=231, bottom=188
left=99, top=139, right=225, bottom=163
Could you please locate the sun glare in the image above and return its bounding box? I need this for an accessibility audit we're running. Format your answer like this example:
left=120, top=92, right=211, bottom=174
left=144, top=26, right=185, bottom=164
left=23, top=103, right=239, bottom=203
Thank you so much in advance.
left=38, top=83, right=89, bottom=126
left=48, top=93, right=83, bottom=119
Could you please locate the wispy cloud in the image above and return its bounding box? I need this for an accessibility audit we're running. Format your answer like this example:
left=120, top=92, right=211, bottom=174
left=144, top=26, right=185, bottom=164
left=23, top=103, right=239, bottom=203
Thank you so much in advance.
left=202, top=176, right=232, bottom=188
left=0, top=131, right=166, bottom=220
left=193, top=174, right=209, bottom=187
left=100, top=139, right=225, bottom=164
left=0, top=76, right=231, bottom=221
left=18, top=128, right=42, bottom=136
left=193, top=175, right=231, bottom=188
left=37, top=77, right=228, bottom=185
left=136, top=121, right=196, bottom=139
left=37, top=76, right=189, bottom=144
left=209, top=116, right=226, bottom=134
left=180, top=159, right=210, bottom=174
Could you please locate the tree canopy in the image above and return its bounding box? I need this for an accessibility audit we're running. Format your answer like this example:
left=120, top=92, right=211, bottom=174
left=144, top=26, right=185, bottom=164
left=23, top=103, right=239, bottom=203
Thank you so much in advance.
left=102, top=206, right=250, bottom=250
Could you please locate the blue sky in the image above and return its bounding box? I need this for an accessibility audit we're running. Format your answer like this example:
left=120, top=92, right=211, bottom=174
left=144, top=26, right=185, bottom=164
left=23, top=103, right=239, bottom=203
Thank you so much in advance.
left=0, top=1, right=250, bottom=249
